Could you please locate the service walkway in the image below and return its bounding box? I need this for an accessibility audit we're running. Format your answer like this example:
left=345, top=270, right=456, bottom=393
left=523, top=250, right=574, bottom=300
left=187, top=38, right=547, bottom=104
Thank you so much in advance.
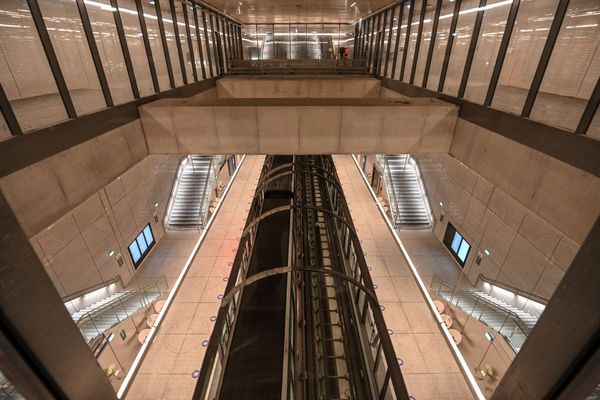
left=126, top=156, right=265, bottom=400
left=333, top=155, right=473, bottom=399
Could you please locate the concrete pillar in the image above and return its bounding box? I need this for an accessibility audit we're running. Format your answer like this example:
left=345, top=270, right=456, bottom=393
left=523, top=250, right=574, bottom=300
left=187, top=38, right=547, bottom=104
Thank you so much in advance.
left=492, top=217, right=600, bottom=399
left=0, top=191, right=116, bottom=399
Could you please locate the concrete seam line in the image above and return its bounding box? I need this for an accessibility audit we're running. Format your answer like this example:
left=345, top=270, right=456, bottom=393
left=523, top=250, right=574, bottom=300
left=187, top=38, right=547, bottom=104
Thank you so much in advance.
left=116, top=155, right=247, bottom=399
left=349, top=154, right=485, bottom=400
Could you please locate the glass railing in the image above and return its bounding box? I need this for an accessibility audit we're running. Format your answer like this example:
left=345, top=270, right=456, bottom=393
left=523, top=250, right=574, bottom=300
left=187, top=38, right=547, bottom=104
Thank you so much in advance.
left=75, top=277, right=169, bottom=344
left=430, top=275, right=531, bottom=353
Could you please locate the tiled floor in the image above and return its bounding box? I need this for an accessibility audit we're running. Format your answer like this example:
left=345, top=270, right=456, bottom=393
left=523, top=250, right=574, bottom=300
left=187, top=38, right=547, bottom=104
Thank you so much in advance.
left=126, top=156, right=264, bottom=400
left=333, top=155, right=474, bottom=400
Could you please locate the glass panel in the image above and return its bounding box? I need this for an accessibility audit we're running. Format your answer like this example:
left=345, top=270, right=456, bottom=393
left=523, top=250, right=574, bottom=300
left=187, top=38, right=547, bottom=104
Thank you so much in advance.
left=117, top=0, right=155, bottom=96
left=136, top=233, right=148, bottom=253
left=340, top=24, right=354, bottom=59
left=464, top=0, right=513, bottom=103
left=159, top=1, right=183, bottom=86
left=451, top=232, right=462, bottom=253
left=427, top=0, right=454, bottom=90
left=324, top=24, right=340, bottom=59
left=38, top=0, right=106, bottom=115
left=85, top=0, right=134, bottom=104
left=458, top=240, right=470, bottom=262
left=290, top=24, right=306, bottom=59
left=386, top=7, right=400, bottom=77
left=186, top=5, right=203, bottom=79
left=492, top=0, right=558, bottom=114
left=143, top=225, right=154, bottom=246
left=128, top=241, right=141, bottom=263
left=414, top=1, right=436, bottom=86
left=206, top=13, right=218, bottom=76
left=141, top=0, right=170, bottom=90
left=273, top=24, right=289, bottom=59
left=0, top=0, right=69, bottom=132
left=403, top=1, right=423, bottom=82
left=530, top=0, right=600, bottom=132
left=242, top=24, right=258, bottom=60
left=258, top=24, right=274, bottom=60
left=442, top=0, right=479, bottom=95
left=307, top=24, right=323, bottom=59
left=197, top=10, right=212, bottom=75
left=394, top=5, right=410, bottom=80
left=174, top=2, right=194, bottom=82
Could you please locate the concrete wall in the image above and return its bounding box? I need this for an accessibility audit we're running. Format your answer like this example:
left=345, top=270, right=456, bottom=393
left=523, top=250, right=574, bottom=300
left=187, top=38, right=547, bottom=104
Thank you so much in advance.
left=139, top=97, right=458, bottom=155
left=216, top=77, right=382, bottom=98
left=25, top=154, right=178, bottom=299
left=417, top=119, right=600, bottom=301
left=0, top=117, right=181, bottom=299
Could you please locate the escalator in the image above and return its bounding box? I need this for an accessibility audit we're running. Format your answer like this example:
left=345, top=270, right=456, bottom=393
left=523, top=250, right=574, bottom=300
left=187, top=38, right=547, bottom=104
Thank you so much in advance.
left=165, top=155, right=218, bottom=229
left=380, top=154, right=432, bottom=229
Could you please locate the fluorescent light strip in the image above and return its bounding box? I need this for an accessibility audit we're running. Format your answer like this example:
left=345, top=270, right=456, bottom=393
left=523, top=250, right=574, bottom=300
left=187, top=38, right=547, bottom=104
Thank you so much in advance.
left=116, top=155, right=247, bottom=399
left=350, top=155, right=486, bottom=400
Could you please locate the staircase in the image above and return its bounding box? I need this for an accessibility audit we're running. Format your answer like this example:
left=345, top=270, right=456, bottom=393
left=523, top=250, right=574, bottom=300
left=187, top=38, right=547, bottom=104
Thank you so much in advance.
left=381, top=154, right=432, bottom=228
left=430, top=276, right=539, bottom=353
left=73, top=278, right=168, bottom=343
left=166, top=155, right=214, bottom=229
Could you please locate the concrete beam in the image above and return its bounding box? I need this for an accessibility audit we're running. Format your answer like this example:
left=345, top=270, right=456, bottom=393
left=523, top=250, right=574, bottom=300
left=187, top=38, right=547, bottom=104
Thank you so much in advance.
left=140, top=97, right=458, bottom=155
left=0, top=191, right=116, bottom=399
left=492, top=216, right=600, bottom=399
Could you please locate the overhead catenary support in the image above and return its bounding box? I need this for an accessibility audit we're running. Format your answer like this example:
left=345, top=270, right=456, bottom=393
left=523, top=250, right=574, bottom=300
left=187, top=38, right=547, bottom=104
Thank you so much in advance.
left=169, top=0, right=188, bottom=85
left=437, top=0, right=462, bottom=92
left=134, top=0, right=160, bottom=93
left=409, top=0, right=427, bottom=84
left=422, top=0, right=443, bottom=88
left=26, top=0, right=76, bottom=118
left=75, top=0, right=113, bottom=108
left=458, top=0, right=487, bottom=98
left=182, top=2, right=199, bottom=82
left=110, top=0, right=140, bottom=99
left=155, top=0, right=176, bottom=88
left=484, top=0, right=521, bottom=106
left=521, top=0, right=570, bottom=117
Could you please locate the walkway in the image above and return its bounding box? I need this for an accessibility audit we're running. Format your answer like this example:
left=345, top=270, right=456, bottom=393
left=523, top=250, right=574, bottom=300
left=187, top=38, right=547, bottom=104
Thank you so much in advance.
left=126, top=155, right=264, bottom=400
left=333, top=155, right=473, bottom=399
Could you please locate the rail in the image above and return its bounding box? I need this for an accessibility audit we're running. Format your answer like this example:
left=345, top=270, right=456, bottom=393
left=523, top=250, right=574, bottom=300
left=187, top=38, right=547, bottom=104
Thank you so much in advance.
left=228, top=59, right=369, bottom=75
left=193, top=156, right=408, bottom=399
left=75, top=277, right=169, bottom=343
left=430, top=275, right=530, bottom=354
left=477, top=274, right=550, bottom=305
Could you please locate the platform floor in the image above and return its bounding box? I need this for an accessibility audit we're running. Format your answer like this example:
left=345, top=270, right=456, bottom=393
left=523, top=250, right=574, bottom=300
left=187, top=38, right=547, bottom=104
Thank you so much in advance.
left=126, top=155, right=265, bottom=400
left=333, top=155, right=474, bottom=400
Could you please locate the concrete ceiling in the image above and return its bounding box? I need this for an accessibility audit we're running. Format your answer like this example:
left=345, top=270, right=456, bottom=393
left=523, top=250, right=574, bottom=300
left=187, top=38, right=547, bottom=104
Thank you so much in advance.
left=201, top=0, right=397, bottom=24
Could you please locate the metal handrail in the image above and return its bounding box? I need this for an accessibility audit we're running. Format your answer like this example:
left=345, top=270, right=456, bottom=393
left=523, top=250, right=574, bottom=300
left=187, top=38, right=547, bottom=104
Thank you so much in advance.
left=477, top=274, right=550, bottom=305
left=430, top=275, right=531, bottom=347
left=408, top=155, right=434, bottom=227
left=196, top=156, right=213, bottom=228
left=379, top=156, right=401, bottom=226
left=75, top=276, right=168, bottom=326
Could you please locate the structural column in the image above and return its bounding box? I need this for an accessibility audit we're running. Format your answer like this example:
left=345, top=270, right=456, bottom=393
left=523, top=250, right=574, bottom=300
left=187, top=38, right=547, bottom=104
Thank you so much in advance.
left=0, top=192, right=116, bottom=399
left=492, top=217, right=600, bottom=399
